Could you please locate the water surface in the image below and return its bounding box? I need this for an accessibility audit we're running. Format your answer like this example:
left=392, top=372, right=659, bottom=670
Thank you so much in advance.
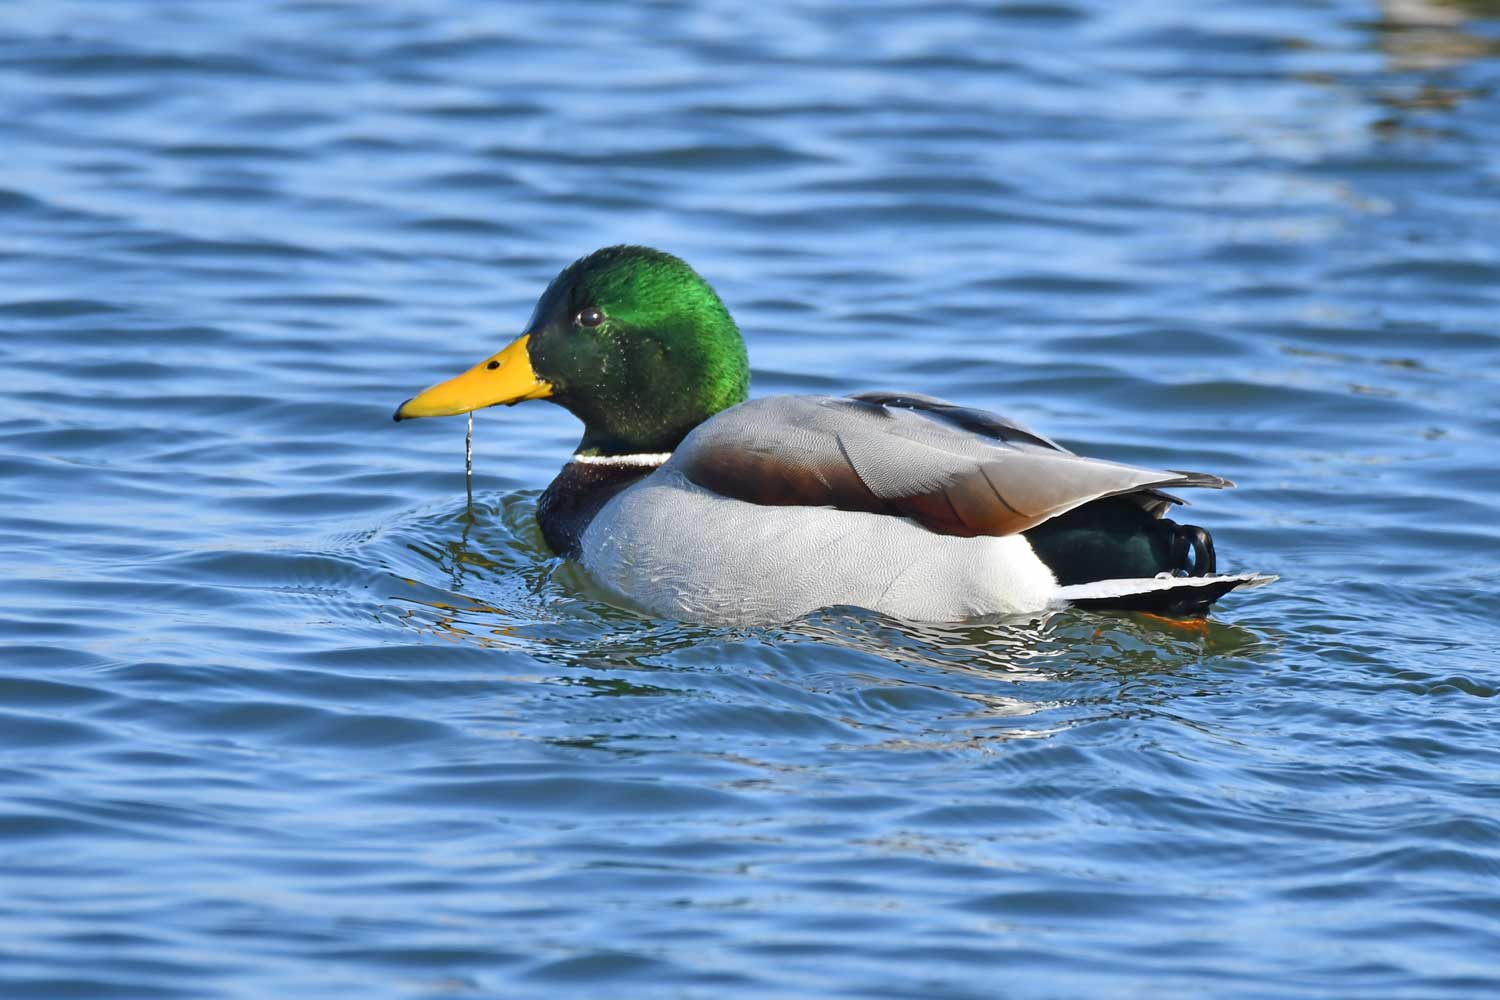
left=2, top=1, right=1499, bottom=996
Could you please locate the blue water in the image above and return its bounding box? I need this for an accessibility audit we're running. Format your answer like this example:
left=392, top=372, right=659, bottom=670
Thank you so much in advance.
left=3, top=1, right=1499, bottom=996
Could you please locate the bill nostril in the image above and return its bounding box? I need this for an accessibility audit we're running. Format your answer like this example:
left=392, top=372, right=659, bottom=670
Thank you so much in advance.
left=486, top=360, right=500, bottom=370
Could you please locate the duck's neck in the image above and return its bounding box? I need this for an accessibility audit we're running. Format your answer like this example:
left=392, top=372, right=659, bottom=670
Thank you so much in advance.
left=565, top=356, right=747, bottom=458
left=536, top=453, right=669, bottom=559
left=573, top=418, right=697, bottom=459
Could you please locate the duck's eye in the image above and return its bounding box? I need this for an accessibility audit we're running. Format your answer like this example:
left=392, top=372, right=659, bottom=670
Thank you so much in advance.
left=575, top=307, right=605, bottom=328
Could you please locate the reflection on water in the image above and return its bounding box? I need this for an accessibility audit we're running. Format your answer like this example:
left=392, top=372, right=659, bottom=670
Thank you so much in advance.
left=378, top=497, right=1280, bottom=764
left=1379, top=0, right=1500, bottom=71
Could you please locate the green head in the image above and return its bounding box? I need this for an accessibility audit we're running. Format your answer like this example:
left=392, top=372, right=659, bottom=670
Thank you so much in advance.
left=526, top=246, right=749, bottom=453
left=394, top=245, right=750, bottom=456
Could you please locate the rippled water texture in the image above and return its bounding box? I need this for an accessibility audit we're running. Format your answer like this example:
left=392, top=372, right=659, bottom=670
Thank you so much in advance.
left=3, top=1, right=1499, bottom=996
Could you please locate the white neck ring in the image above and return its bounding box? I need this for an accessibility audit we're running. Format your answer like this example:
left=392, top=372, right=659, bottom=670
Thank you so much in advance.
left=570, top=452, right=672, bottom=468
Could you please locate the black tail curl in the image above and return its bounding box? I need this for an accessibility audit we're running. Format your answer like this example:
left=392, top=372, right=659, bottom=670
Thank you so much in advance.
left=1169, top=522, right=1216, bottom=577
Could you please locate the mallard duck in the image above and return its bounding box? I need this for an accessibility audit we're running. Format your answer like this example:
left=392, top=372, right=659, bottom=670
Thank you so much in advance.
left=395, top=246, right=1273, bottom=625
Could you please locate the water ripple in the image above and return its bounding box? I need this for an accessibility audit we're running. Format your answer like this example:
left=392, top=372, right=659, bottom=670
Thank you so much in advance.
left=1, top=0, right=1499, bottom=997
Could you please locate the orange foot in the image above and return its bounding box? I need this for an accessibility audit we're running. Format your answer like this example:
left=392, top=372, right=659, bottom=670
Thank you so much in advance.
left=1138, top=612, right=1211, bottom=634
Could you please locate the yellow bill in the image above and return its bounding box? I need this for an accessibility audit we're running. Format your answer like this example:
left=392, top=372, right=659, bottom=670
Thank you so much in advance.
left=393, top=334, right=552, bottom=421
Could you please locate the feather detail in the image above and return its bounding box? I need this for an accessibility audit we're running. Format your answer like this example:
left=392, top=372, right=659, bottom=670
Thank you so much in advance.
left=673, top=394, right=1232, bottom=537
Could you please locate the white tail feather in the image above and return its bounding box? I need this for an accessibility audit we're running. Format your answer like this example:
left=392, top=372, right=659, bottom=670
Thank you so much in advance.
left=1054, top=572, right=1277, bottom=605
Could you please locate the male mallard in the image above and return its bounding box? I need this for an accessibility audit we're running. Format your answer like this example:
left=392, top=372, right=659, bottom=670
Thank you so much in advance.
left=395, top=246, right=1273, bottom=624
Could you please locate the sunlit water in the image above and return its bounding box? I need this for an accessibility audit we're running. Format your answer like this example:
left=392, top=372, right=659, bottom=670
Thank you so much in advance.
left=3, top=1, right=1499, bottom=996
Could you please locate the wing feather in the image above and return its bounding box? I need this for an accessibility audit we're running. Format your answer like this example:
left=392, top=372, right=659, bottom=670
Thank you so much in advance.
left=673, top=394, right=1232, bottom=537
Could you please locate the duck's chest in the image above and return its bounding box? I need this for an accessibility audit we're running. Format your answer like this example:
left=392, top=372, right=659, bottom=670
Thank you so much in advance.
left=536, top=461, right=656, bottom=558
